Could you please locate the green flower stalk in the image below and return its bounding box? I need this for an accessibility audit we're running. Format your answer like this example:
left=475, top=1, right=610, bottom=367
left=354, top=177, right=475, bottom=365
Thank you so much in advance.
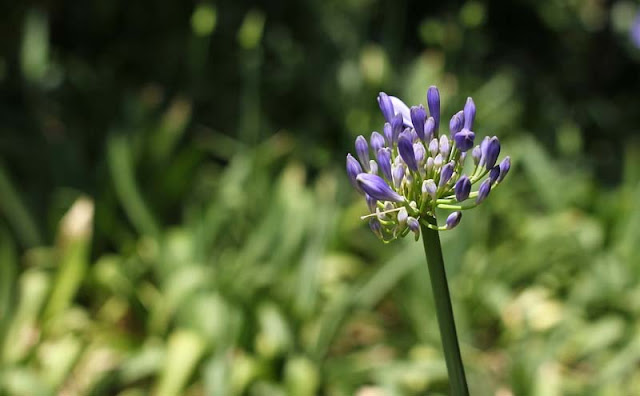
left=346, top=86, right=511, bottom=395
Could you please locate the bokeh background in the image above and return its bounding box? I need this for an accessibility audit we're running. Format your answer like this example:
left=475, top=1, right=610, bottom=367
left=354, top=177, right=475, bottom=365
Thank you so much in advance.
left=1, top=0, right=640, bottom=395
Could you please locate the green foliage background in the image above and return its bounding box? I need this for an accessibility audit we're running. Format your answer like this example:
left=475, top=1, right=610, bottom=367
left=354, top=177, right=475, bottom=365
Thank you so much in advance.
left=1, top=0, right=640, bottom=395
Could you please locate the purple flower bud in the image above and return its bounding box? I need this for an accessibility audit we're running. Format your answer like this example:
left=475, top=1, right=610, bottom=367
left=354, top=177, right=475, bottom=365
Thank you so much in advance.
left=355, top=135, right=370, bottom=171
left=476, top=179, right=492, bottom=204
left=407, top=217, right=420, bottom=234
left=392, top=163, right=405, bottom=189
left=498, top=156, right=511, bottom=182
left=377, top=92, right=394, bottom=122
left=425, top=117, right=435, bottom=142
left=482, top=136, right=501, bottom=169
left=429, top=138, right=439, bottom=157
left=471, top=145, right=482, bottom=165
left=397, top=207, right=408, bottom=224
left=410, top=128, right=419, bottom=142
left=383, top=123, right=393, bottom=146
left=410, top=105, right=427, bottom=140
left=453, top=129, right=475, bottom=152
left=369, top=218, right=383, bottom=238
left=433, top=153, right=443, bottom=168
left=370, top=131, right=385, bottom=153
left=377, top=148, right=392, bottom=181
left=399, top=128, right=412, bottom=142
left=449, top=111, right=464, bottom=137
left=463, top=97, right=476, bottom=130
left=439, top=135, right=450, bottom=157
left=422, top=179, right=437, bottom=200
left=413, top=142, right=426, bottom=164
left=439, top=162, right=454, bottom=187
left=446, top=211, right=462, bottom=229
left=454, top=176, right=471, bottom=202
left=391, top=114, right=403, bottom=143
left=427, top=86, right=440, bottom=133
left=426, top=157, right=434, bottom=172
left=488, top=166, right=500, bottom=184
left=369, top=160, right=378, bottom=175
left=357, top=173, right=404, bottom=202
left=366, top=194, right=377, bottom=212
left=346, top=154, right=363, bottom=193
left=398, top=135, right=418, bottom=171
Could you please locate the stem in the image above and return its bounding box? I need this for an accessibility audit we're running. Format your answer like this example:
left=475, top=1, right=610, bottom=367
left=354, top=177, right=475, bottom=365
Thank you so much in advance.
left=420, top=215, right=469, bottom=396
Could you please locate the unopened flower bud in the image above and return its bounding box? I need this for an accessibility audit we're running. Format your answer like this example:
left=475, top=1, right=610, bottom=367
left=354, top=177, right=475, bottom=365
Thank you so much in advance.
left=471, top=145, right=482, bottom=165
left=498, top=156, right=511, bottom=182
left=439, top=135, right=450, bottom=157
left=355, top=135, right=370, bottom=171
left=463, top=97, right=476, bottom=130
left=425, top=117, right=435, bottom=142
left=369, top=160, right=378, bottom=175
left=413, top=142, right=426, bottom=165
left=476, top=179, right=492, bottom=204
left=407, top=217, right=420, bottom=236
left=410, top=105, right=427, bottom=140
left=482, top=136, right=501, bottom=169
left=439, top=162, right=454, bottom=187
left=383, top=122, right=393, bottom=146
left=357, top=173, right=404, bottom=202
left=427, top=86, right=440, bottom=132
left=377, top=92, right=394, bottom=122
left=454, top=176, right=471, bottom=202
left=422, top=179, right=437, bottom=200
left=446, top=211, right=462, bottom=229
left=434, top=153, right=443, bottom=168
left=397, top=207, right=408, bottom=224
left=392, top=163, right=405, bottom=189
left=429, top=138, right=439, bottom=157
left=391, top=114, right=403, bottom=143
left=370, top=131, right=385, bottom=153
left=398, top=135, right=418, bottom=171
left=346, top=154, right=363, bottom=193
left=426, top=156, right=434, bottom=172
left=453, top=129, right=475, bottom=152
left=449, top=110, right=464, bottom=137
left=488, top=166, right=500, bottom=184
left=377, top=148, right=392, bottom=181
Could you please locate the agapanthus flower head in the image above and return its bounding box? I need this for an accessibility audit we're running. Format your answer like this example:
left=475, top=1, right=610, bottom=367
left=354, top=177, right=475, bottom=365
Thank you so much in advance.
left=347, top=86, right=511, bottom=242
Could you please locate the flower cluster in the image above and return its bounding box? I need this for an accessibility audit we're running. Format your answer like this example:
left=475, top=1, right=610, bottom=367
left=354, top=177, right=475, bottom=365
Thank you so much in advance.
left=346, top=86, right=510, bottom=242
